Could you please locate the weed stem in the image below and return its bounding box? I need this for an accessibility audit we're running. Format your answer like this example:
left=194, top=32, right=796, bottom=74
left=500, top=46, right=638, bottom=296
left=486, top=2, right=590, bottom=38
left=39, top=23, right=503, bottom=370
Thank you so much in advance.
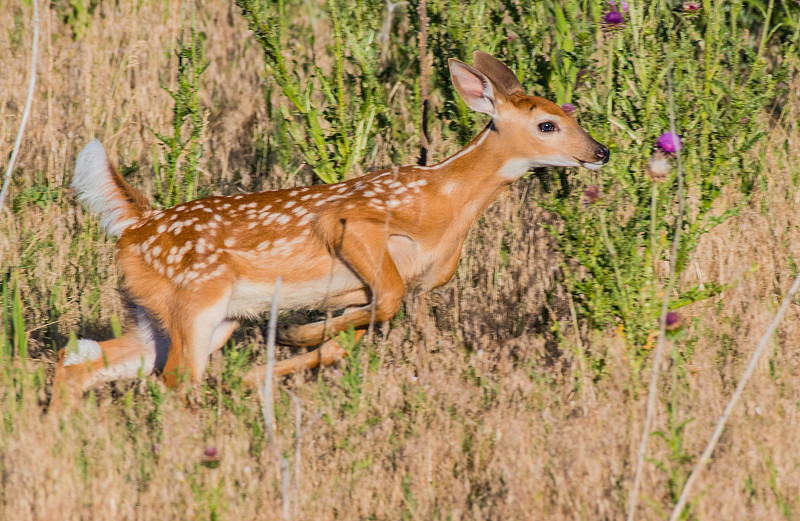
left=627, top=43, right=686, bottom=521
left=598, top=209, right=629, bottom=322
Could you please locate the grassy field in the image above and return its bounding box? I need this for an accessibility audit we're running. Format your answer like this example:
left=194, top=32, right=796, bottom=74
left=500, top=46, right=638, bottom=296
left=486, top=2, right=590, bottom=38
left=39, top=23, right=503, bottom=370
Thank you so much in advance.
left=2, top=0, right=800, bottom=519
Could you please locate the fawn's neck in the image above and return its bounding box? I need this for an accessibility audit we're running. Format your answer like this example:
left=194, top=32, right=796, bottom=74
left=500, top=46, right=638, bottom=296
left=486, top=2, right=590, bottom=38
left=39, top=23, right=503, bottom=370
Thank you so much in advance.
left=418, top=123, right=531, bottom=232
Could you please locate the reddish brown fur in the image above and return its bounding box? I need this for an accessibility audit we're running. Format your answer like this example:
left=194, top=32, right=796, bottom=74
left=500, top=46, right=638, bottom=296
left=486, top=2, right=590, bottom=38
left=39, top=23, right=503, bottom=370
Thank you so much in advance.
left=52, top=52, right=608, bottom=403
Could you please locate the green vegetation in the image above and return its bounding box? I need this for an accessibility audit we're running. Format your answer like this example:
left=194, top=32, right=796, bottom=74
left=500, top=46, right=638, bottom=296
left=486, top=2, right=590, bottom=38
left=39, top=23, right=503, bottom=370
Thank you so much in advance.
left=2, top=0, right=800, bottom=519
left=238, top=0, right=392, bottom=183
left=153, top=9, right=209, bottom=207
left=538, top=0, right=792, bottom=348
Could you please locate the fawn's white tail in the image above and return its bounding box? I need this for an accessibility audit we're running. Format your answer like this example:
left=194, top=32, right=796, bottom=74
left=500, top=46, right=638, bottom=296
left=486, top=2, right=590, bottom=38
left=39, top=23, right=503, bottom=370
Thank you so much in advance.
left=71, top=140, right=151, bottom=236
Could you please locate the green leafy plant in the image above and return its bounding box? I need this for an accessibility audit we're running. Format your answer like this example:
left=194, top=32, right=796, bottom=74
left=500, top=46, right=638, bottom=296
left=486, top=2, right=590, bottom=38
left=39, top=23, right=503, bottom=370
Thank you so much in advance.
left=238, top=0, right=387, bottom=183
left=52, top=0, right=98, bottom=41
left=153, top=12, right=209, bottom=207
left=642, top=342, right=702, bottom=520
left=541, top=0, right=793, bottom=347
left=0, top=270, right=27, bottom=360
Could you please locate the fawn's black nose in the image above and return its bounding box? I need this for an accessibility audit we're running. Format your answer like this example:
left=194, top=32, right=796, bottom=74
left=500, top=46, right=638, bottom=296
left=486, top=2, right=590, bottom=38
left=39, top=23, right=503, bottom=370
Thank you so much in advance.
left=595, top=146, right=610, bottom=164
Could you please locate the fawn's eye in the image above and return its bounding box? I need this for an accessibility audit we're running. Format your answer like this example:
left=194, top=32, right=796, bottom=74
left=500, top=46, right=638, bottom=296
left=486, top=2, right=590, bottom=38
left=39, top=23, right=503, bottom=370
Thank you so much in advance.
left=538, top=122, right=556, bottom=132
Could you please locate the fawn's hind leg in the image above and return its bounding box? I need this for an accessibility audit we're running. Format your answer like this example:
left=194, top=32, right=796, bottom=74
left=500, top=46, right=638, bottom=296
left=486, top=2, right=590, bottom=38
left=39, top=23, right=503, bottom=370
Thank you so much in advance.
left=160, top=284, right=238, bottom=388
left=51, top=306, right=168, bottom=409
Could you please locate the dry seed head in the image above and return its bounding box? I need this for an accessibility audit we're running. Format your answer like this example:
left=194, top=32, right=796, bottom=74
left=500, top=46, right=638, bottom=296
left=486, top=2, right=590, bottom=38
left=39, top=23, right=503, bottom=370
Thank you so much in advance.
left=646, top=151, right=672, bottom=182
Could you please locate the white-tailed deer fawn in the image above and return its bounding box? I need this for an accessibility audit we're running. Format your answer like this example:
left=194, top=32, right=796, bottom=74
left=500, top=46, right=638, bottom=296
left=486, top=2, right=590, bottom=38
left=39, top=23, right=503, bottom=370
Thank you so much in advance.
left=52, top=51, right=608, bottom=404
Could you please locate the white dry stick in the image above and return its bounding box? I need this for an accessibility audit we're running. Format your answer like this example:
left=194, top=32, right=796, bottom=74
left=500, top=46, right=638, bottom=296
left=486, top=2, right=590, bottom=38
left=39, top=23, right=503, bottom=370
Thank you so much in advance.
left=293, top=403, right=322, bottom=520
left=262, top=276, right=282, bottom=447
left=668, top=271, right=800, bottom=521
left=280, top=457, right=291, bottom=521
left=627, top=46, right=685, bottom=521
left=291, top=391, right=302, bottom=519
left=261, top=276, right=293, bottom=520
left=0, top=0, right=39, bottom=212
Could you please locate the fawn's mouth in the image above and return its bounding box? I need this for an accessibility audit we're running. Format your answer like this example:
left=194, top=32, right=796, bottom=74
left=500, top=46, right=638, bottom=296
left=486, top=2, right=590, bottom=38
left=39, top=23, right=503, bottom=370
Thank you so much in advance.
left=575, top=158, right=606, bottom=171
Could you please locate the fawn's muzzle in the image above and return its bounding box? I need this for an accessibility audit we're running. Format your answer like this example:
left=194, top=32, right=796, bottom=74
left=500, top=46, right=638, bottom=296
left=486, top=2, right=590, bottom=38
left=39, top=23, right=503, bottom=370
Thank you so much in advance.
left=595, top=145, right=610, bottom=164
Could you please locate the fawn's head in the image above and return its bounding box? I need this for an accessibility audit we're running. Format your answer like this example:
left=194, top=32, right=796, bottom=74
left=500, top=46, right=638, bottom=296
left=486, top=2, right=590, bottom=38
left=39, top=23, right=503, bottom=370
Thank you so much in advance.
left=449, top=51, right=609, bottom=176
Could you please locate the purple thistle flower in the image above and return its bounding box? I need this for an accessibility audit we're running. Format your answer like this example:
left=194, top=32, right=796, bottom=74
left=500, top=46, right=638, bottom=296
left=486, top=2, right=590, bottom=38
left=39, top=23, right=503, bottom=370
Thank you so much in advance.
left=682, top=1, right=701, bottom=15
left=602, top=10, right=626, bottom=31
left=656, top=132, right=682, bottom=154
left=561, top=103, right=576, bottom=116
left=665, top=311, right=681, bottom=330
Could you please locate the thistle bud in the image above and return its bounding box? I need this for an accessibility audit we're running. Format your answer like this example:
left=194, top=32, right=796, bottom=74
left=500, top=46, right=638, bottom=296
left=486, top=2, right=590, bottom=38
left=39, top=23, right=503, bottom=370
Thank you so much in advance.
left=665, top=311, right=681, bottom=330
left=681, top=2, right=701, bottom=16
left=584, top=185, right=603, bottom=205
left=201, top=446, right=221, bottom=468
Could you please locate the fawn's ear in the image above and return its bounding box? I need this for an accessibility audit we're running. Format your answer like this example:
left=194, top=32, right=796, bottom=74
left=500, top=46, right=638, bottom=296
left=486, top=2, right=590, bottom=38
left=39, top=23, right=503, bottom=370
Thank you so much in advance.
left=449, top=58, right=496, bottom=116
left=472, top=51, right=524, bottom=97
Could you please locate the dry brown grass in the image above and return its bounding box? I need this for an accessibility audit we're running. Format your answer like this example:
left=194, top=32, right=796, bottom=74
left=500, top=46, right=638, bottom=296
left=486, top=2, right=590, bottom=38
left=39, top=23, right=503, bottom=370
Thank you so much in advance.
left=2, top=1, right=800, bottom=520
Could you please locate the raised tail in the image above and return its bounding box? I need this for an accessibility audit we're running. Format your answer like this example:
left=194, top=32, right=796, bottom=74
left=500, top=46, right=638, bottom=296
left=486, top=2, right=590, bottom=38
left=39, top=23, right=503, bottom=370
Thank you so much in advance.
left=72, top=140, right=151, bottom=236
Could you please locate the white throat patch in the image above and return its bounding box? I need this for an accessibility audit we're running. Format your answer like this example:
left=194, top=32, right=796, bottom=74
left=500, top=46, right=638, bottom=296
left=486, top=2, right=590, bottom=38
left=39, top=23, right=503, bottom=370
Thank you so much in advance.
left=497, top=158, right=534, bottom=180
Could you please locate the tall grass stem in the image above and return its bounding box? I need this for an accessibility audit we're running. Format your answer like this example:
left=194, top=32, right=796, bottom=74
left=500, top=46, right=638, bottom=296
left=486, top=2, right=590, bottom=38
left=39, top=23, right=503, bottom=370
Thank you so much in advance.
left=417, top=0, right=429, bottom=166
left=0, top=0, right=38, bottom=213
left=261, top=276, right=291, bottom=519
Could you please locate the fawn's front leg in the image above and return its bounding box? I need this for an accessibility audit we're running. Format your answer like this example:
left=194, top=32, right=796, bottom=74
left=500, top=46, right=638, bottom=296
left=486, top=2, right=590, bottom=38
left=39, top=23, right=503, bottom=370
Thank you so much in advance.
left=242, top=328, right=368, bottom=388
left=161, top=317, right=239, bottom=388
left=278, top=221, right=405, bottom=348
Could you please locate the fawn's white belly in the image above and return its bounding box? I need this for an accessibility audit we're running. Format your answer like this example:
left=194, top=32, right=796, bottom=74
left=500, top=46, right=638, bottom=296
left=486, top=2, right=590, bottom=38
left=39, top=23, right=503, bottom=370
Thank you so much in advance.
left=226, top=235, right=444, bottom=319
left=227, top=268, right=365, bottom=318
